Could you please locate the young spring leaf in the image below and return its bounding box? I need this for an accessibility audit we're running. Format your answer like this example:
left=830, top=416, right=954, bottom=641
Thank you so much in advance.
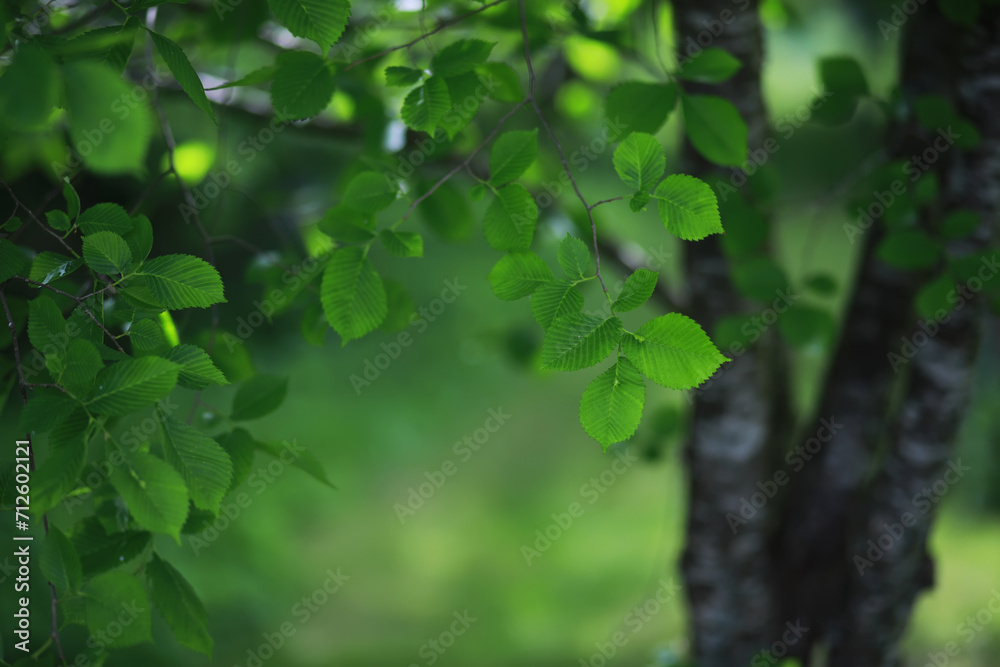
left=530, top=280, right=585, bottom=329
left=108, top=452, right=190, bottom=539
left=558, top=235, right=592, bottom=280
left=232, top=374, right=289, bottom=421
left=431, top=39, right=496, bottom=77
left=613, top=269, right=658, bottom=312
left=483, top=183, right=539, bottom=251
left=579, top=357, right=645, bottom=449
left=489, top=129, right=538, bottom=186
left=343, top=172, right=398, bottom=214
left=84, top=571, right=153, bottom=647
left=271, top=50, right=335, bottom=120
left=148, top=29, right=216, bottom=123
left=487, top=252, right=553, bottom=300
left=613, top=132, right=665, bottom=193
left=385, top=66, right=423, bottom=87
left=60, top=339, right=103, bottom=398
left=162, top=414, right=233, bottom=513
left=29, top=252, right=83, bottom=285
left=681, top=94, right=748, bottom=166
left=605, top=81, right=678, bottom=136
left=130, top=254, right=226, bottom=309
left=27, top=294, right=67, bottom=354
left=147, top=554, right=213, bottom=655
left=31, top=411, right=88, bottom=516
left=266, top=0, right=351, bottom=51
left=86, top=357, right=180, bottom=416
left=40, top=526, right=83, bottom=595
left=540, top=314, right=623, bottom=371
left=82, top=231, right=132, bottom=275
left=401, top=75, right=450, bottom=133
left=379, top=230, right=424, bottom=258
left=79, top=203, right=132, bottom=235
left=164, top=344, right=228, bottom=390
left=321, top=247, right=388, bottom=343
left=678, top=48, right=742, bottom=83
left=622, top=313, right=726, bottom=389
left=654, top=174, right=723, bottom=241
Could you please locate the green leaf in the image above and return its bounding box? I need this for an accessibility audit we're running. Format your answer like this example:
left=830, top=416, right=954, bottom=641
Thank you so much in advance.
left=613, top=132, right=665, bottom=192
left=32, top=411, right=88, bottom=515
left=681, top=94, right=748, bottom=166
left=803, top=273, right=837, bottom=296
left=212, top=65, right=278, bottom=89
left=605, top=81, right=678, bottom=136
left=916, top=274, right=957, bottom=320
left=778, top=306, right=835, bottom=348
left=40, top=526, right=83, bottom=595
left=343, top=171, right=398, bottom=214
left=231, top=374, right=288, bottom=422
left=622, top=313, right=726, bottom=390
left=0, top=239, right=28, bottom=283
left=29, top=252, right=83, bottom=285
left=940, top=210, right=980, bottom=240
left=579, top=358, right=645, bottom=449
left=379, top=230, right=423, bottom=258
left=0, top=42, right=58, bottom=131
left=877, top=230, right=941, bottom=270
left=271, top=50, right=335, bottom=120
left=124, top=214, right=154, bottom=265
left=164, top=344, right=229, bottom=390
left=488, top=252, right=553, bottom=300
left=431, top=39, right=496, bottom=77
left=477, top=62, right=522, bottom=102
left=321, top=247, right=388, bottom=343
left=129, top=319, right=168, bottom=356
left=530, top=280, right=585, bottom=329
left=76, top=527, right=151, bottom=577
left=28, top=295, right=67, bottom=355
left=419, top=181, right=473, bottom=241
left=61, top=339, right=103, bottom=398
left=109, top=452, right=189, bottom=539
left=678, top=48, right=742, bottom=83
left=482, top=183, right=539, bottom=251
left=79, top=203, right=132, bottom=236
left=63, top=181, right=81, bottom=220
left=732, top=256, right=789, bottom=303
left=220, top=428, right=257, bottom=492
left=20, top=387, right=77, bottom=434
left=87, top=357, right=179, bottom=416
left=83, top=231, right=132, bottom=275
left=540, top=314, right=623, bottom=371
left=385, top=66, right=423, bottom=87
left=162, top=415, right=233, bottom=512
left=149, top=30, right=216, bottom=123
left=147, top=555, right=212, bottom=655
left=654, top=174, right=723, bottom=241
left=256, top=439, right=334, bottom=488
left=45, top=210, right=71, bottom=233
left=819, top=56, right=868, bottom=98
left=63, top=62, right=153, bottom=174
left=441, top=71, right=484, bottom=139
left=267, top=0, right=351, bottom=51
left=490, top=129, right=538, bottom=186
left=913, top=95, right=958, bottom=130
left=401, top=75, right=450, bottom=133
left=146, top=554, right=213, bottom=656
left=85, top=572, right=153, bottom=647
left=319, top=205, right=375, bottom=242
left=613, top=269, right=658, bottom=312
left=558, top=235, right=591, bottom=280
left=131, top=254, right=226, bottom=309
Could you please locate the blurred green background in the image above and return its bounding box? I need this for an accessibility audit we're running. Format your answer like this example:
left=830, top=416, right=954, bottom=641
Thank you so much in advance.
left=3, top=0, right=1000, bottom=665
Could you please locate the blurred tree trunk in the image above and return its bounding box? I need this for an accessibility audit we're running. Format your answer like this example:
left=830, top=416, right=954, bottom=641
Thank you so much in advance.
left=670, top=2, right=786, bottom=665
left=669, top=1, right=999, bottom=665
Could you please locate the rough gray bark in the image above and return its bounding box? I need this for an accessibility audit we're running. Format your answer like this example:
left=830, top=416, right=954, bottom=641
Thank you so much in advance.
left=828, top=6, right=1000, bottom=664
left=671, top=2, right=786, bottom=664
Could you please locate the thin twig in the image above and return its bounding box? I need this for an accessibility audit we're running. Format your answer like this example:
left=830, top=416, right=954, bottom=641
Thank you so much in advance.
left=15, top=277, right=125, bottom=352
left=517, top=0, right=612, bottom=305
left=343, top=0, right=510, bottom=71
